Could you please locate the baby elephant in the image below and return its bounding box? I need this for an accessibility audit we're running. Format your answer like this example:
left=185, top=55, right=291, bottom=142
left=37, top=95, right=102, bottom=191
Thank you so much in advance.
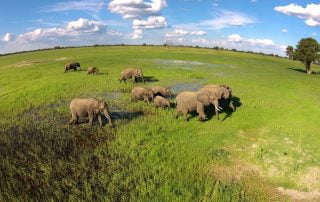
left=131, top=87, right=154, bottom=103
left=154, top=96, right=170, bottom=108
left=65, top=62, right=80, bottom=73
left=69, top=98, right=113, bottom=127
left=151, top=86, right=172, bottom=98
left=87, top=66, right=99, bottom=75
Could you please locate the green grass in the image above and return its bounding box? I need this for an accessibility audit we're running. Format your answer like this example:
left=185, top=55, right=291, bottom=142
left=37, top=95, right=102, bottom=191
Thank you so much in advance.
left=1, top=46, right=320, bottom=201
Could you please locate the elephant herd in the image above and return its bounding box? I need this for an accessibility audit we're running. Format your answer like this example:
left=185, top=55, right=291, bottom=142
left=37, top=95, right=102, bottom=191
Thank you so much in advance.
left=65, top=62, right=235, bottom=127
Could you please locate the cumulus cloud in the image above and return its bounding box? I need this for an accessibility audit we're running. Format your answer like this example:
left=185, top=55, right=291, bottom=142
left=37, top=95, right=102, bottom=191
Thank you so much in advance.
left=281, top=29, right=288, bottom=33
left=133, top=16, right=167, bottom=29
left=165, top=29, right=206, bottom=38
left=15, top=18, right=105, bottom=42
left=2, top=33, right=15, bottom=42
left=200, top=10, right=255, bottom=30
left=108, top=0, right=167, bottom=19
left=130, top=29, right=143, bottom=39
left=275, top=3, right=320, bottom=27
left=227, top=34, right=285, bottom=51
left=108, top=0, right=168, bottom=39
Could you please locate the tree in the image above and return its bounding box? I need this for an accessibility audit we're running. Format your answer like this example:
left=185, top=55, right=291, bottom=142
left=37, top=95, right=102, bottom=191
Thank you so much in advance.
left=286, top=46, right=294, bottom=60
left=294, top=38, right=320, bottom=75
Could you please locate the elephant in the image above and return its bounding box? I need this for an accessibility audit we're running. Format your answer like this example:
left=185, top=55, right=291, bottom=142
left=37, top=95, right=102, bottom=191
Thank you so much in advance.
left=175, top=91, right=220, bottom=121
left=68, top=98, right=113, bottom=127
left=201, top=84, right=235, bottom=112
left=154, top=96, right=170, bottom=108
left=119, top=68, right=145, bottom=83
left=131, top=87, right=154, bottom=103
left=64, top=62, right=81, bottom=73
left=87, top=66, right=99, bottom=75
left=151, top=86, right=172, bottom=98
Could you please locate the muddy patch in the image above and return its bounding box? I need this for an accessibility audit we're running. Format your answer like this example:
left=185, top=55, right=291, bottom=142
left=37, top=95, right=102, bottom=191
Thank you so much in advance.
left=299, top=167, right=320, bottom=192
left=277, top=187, right=320, bottom=201
left=10, top=57, right=68, bottom=68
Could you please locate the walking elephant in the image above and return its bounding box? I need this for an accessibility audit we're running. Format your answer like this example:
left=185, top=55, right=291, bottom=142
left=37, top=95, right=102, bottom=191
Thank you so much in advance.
left=131, top=87, right=154, bottom=103
left=64, top=62, right=81, bottom=73
left=69, top=98, right=113, bottom=127
left=119, top=68, right=145, bottom=83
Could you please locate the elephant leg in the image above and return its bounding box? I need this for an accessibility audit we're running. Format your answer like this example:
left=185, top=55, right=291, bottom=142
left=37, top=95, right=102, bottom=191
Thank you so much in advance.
left=197, top=102, right=206, bottom=121
left=69, top=112, right=77, bottom=125
left=98, top=114, right=102, bottom=126
left=183, top=110, right=189, bottom=121
left=88, top=111, right=94, bottom=126
left=132, top=76, right=136, bottom=83
left=212, top=99, right=220, bottom=120
left=175, top=109, right=181, bottom=119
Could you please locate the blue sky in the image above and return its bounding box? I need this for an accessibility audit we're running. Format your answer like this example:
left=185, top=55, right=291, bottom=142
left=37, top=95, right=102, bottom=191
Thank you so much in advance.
left=0, top=0, right=319, bottom=55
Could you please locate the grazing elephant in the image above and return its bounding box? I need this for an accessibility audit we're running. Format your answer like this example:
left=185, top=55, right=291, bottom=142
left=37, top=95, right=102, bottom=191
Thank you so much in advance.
left=119, top=68, right=145, bottom=83
left=69, top=98, right=113, bottom=127
left=87, top=66, right=99, bottom=75
left=151, top=86, right=172, bottom=98
left=201, top=84, right=235, bottom=112
left=175, top=91, right=207, bottom=121
left=64, top=62, right=81, bottom=73
left=154, top=96, right=170, bottom=108
left=131, top=87, right=154, bottom=103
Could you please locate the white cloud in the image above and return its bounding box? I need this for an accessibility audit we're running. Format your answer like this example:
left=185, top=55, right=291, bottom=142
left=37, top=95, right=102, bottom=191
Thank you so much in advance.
left=107, top=30, right=123, bottom=36
left=133, top=16, right=167, bottom=29
left=130, top=29, right=143, bottom=39
left=281, top=29, right=288, bottom=33
left=200, top=10, right=255, bottom=30
left=2, top=33, right=15, bottom=42
left=165, top=29, right=189, bottom=37
left=305, top=18, right=320, bottom=27
left=4, top=18, right=106, bottom=43
left=165, top=29, right=206, bottom=38
left=190, top=30, right=206, bottom=36
left=108, top=0, right=167, bottom=19
left=227, top=34, right=242, bottom=42
left=192, top=38, right=209, bottom=44
left=275, top=3, right=320, bottom=27
left=227, top=34, right=285, bottom=51
left=45, top=0, right=105, bottom=12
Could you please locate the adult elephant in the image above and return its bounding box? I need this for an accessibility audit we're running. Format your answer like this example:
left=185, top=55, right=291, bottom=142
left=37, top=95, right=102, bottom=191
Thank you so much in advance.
left=175, top=91, right=221, bottom=121
left=200, top=84, right=235, bottom=112
left=64, top=62, right=81, bottom=73
left=119, top=68, right=145, bottom=83
left=69, top=98, right=113, bottom=127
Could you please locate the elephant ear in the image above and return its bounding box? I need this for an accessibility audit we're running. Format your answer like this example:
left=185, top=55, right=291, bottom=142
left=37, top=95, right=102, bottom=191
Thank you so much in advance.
left=197, top=92, right=210, bottom=105
left=99, top=101, right=106, bottom=110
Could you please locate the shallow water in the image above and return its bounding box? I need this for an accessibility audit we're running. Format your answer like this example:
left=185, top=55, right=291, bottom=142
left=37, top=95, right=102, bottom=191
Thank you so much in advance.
left=170, top=82, right=203, bottom=95
left=150, top=59, right=234, bottom=70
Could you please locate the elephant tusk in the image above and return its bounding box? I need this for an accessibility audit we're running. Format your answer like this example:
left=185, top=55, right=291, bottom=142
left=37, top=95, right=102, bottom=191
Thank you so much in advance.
left=215, top=106, right=221, bottom=112
left=218, top=106, right=223, bottom=110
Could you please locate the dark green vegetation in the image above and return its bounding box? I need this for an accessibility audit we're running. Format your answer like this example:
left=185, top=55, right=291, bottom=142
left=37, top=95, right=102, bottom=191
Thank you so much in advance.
left=287, top=37, right=320, bottom=75
left=1, top=46, right=320, bottom=201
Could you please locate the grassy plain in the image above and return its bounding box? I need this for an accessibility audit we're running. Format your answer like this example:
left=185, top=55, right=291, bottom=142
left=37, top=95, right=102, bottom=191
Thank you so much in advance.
left=1, top=46, right=320, bottom=201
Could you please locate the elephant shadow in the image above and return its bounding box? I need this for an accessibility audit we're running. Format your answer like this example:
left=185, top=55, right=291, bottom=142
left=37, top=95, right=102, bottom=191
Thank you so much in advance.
left=100, top=110, right=144, bottom=125
left=135, top=76, right=159, bottom=83
left=205, top=96, right=242, bottom=121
